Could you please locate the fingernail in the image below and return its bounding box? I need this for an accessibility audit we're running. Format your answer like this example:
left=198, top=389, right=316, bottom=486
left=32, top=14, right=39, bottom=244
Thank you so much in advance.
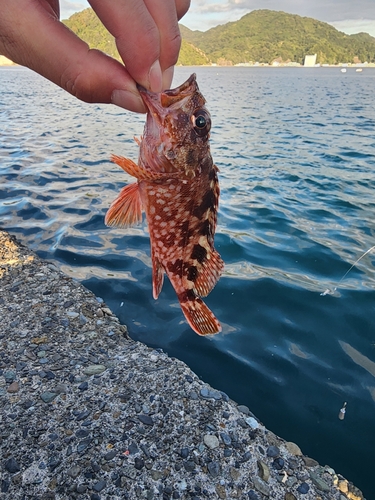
left=148, top=60, right=162, bottom=92
left=111, top=89, right=146, bottom=113
left=162, top=66, right=174, bottom=90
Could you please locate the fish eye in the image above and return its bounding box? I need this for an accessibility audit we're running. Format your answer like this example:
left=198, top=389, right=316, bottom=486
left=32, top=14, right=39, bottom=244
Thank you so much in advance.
left=195, top=115, right=206, bottom=128
left=192, top=109, right=211, bottom=137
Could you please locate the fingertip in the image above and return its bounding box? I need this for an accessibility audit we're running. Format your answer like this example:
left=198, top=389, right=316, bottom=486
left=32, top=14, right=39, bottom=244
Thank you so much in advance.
left=162, top=66, right=174, bottom=90
left=111, top=89, right=146, bottom=113
left=148, top=60, right=163, bottom=92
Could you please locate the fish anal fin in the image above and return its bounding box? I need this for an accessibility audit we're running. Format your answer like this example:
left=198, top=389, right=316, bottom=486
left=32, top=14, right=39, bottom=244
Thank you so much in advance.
left=105, top=182, right=142, bottom=227
left=152, top=255, right=164, bottom=299
left=178, top=291, right=221, bottom=335
left=193, top=249, right=224, bottom=297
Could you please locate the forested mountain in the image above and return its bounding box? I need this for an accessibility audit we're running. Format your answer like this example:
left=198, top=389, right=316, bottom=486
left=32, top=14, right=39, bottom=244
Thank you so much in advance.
left=64, top=8, right=375, bottom=65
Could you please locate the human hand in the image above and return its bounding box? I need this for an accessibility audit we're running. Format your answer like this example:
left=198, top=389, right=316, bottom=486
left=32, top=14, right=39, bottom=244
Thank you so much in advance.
left=0, top=0, right=190, bottom=112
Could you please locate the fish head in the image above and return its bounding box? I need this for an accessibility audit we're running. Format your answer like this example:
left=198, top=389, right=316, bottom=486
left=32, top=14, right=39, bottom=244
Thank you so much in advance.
left=138, top=73, right=212, bottom=176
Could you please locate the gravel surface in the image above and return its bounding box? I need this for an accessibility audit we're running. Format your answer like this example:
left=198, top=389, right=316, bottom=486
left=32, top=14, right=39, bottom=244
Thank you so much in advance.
left=0, top=229, right=365, bottom=500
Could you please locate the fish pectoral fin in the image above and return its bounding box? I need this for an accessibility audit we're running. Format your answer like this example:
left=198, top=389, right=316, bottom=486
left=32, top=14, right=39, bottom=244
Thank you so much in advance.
left=152, top=256, right=164, bottom=299
left=105, top=182, right=142, bottom=227
left=193, top=249, right=224, bottom=297
left=111, top=155, right=144, bottom=178
left=179, top=291, right=221, bottom=335
left=111, top=154, right=175, bottom=181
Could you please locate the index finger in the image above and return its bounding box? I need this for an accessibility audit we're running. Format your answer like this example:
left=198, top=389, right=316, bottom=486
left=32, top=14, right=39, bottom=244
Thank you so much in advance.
left=88, top=0, right=182, bottom=92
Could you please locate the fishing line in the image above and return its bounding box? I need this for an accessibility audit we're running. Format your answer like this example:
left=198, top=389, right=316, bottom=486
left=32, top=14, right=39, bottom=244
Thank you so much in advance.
left=321, top=245, right=375, bottom=296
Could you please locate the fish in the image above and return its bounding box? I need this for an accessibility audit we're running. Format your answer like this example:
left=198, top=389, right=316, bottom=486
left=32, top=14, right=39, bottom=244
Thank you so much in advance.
left=105, top=74, right=224, bottom=335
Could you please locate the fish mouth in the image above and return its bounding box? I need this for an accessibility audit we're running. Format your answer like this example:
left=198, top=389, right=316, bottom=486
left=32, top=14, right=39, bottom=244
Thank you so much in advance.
left=137, top=73, right=198, bottom=118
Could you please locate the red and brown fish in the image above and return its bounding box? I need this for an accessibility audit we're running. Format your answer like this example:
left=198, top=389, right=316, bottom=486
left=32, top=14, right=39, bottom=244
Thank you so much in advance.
left=105, top=74, right=224, bottom=335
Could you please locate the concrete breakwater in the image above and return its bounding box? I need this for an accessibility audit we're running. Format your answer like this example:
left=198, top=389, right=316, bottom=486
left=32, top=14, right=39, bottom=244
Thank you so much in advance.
left=0, top=229, right=364, bottom=500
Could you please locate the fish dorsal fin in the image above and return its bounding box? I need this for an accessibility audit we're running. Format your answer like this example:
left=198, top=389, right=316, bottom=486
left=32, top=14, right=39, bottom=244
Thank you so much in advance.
left=178, top=291, right=221, bottom=335
left=193, top=249, right=224, bottom=297
left=105, top=182, right=142, bottom=227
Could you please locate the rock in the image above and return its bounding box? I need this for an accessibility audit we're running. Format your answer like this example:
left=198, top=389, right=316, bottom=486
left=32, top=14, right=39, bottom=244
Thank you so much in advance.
left=284, top=494, right=297, bottom=500
left=245, top=417, right=259, bottom=429
left=104, top=450, right=117, bottom=461
left=5, top=457, right=21, bottom=473
left=67, top=466, right=81, bottom=478
left=257, top=460, right=270, bottom=482
left=40, top=392, right=58, bottom=403
left=203, top=434, right=219, bottom=449
left=7, top=381, right=19, bottom=393
left=297, top=482, right=310, bottom=494
left=93, top=480, right=106, bottom=492
left=220, top=433, right=231, bottom=446
left=309, top=471, right=331, bottom=492
left=200, top=387, right=222, bottom=400
left=237, top=405, right=250, bottom=415
left=302, top=456, right=319, bottom=467
left=284, top=442, right=302, bottom=456
left=207, top=461, right=220, bottom=477
left=138, top=414, right=153, bottom=426
left=83, top=365, right=107, bottom=375
left=215, top=483, right=226, bottom=499
left=266, top=445, right=280, bottom=458
left=252, top=476, right=270, bottom=496
left=338, top=479, right=348, bottom=494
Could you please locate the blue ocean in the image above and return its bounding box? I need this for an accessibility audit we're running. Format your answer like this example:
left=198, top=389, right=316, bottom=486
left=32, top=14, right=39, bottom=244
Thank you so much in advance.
left=1, top=65, right=375, bottom=498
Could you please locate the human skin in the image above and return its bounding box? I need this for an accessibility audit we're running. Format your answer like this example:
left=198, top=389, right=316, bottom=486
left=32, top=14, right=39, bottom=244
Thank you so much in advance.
left=0, top=0, right=191, bottom=112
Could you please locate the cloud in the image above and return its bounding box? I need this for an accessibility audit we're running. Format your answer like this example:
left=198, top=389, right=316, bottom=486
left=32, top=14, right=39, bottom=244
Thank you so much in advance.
left=60, top=0, right=87, bottom=20
left=183, top=0, right=375, bottom=35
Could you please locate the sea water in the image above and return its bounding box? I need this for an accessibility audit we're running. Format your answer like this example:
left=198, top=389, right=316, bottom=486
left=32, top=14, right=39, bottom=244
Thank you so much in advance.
left=1, top=65, right=375, bottom=497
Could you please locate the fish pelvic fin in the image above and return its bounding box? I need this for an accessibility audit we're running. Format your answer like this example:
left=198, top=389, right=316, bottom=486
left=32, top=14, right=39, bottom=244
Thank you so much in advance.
left=193, top=249, right=224, bottom=297
left=178, top=290, right=221, bottom=335
left=152, top=255, right=164, bottom=299
left=105, top=182, right=142, bottom=227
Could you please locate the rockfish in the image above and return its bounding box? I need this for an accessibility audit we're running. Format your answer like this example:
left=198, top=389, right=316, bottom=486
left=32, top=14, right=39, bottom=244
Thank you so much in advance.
left=105, top=74, right=224, bottom=335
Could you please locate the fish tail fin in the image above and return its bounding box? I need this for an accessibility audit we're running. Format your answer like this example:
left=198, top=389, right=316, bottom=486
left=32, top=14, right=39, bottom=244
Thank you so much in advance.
left=105, top=182, right=142, bottom=227
left=179, top=291, right=221, bottom=335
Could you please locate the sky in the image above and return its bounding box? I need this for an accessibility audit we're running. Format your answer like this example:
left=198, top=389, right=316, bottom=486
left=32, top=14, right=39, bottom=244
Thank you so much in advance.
left=60, top=0, right=375, bottom=37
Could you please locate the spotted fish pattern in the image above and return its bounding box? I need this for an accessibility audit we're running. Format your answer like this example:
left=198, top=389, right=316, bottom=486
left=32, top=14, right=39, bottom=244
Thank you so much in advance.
left=105, top=74, right=224, bottom=335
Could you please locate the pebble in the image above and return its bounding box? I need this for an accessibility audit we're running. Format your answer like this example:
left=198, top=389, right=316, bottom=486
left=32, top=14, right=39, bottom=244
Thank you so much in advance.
left=83, top=364, right=106, bottom=375
left=7, top=381, right=19, bottom=393
left=297, top=482, right=310, bottom=494
left=40, top=392, right=58, bottom=403
left=5, top=458, right=21, bottom=473
left=200, top=387, right=222, bottom=400
left=245, top=417, right=259, bottom=429
left=309, top=471, right=331, bottom=492
left=257, top=460, right=270, bottom=481
left=93, top=480, right=106, bottom=492
left=252, top=476, right=270, bottom=496
left=207, top=461, right=220, bottom=477
left=203, top=434, right=219, bottom=449
left=267, top=445, right=280, bottom=457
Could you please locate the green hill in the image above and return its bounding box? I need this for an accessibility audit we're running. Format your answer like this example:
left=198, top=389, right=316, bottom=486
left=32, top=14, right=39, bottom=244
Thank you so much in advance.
left=64, top=8, right=375, bottom=66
